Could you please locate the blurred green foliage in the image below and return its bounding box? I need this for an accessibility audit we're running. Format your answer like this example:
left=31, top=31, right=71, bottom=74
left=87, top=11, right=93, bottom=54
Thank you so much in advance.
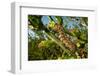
left=28, top=15, right=88, bottom=60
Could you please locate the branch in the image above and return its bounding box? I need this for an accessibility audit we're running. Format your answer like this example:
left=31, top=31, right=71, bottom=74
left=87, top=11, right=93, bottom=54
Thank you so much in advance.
left=44, top=31, right=70, bottom=54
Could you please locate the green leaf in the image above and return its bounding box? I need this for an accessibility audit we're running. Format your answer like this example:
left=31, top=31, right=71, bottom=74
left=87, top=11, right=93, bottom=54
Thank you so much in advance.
left=38, top=40, right=54, bottom=48
left=48, top=21, right=55, bottom=29
left=76, top=43, right=80, bottom=47
left=55, top=16, right=63, bottom=24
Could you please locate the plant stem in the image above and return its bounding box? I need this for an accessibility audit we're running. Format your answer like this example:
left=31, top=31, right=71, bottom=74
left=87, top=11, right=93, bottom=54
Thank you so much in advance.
left=44, top=31, right=70, bottom=54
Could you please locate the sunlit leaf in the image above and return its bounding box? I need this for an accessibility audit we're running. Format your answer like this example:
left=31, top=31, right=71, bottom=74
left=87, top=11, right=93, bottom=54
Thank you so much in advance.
left=55, top=16, right=63, bottom=24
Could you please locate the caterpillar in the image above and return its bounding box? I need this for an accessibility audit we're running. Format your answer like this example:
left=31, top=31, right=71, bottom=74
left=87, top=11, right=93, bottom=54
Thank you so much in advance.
left=52, top=23, right=76, bottom=51
left=48, top=23, right=87, bottom=58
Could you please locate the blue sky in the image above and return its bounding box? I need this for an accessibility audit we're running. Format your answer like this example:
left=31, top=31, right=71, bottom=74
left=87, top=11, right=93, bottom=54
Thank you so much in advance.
left=41, top=16, right=80, bottom=29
